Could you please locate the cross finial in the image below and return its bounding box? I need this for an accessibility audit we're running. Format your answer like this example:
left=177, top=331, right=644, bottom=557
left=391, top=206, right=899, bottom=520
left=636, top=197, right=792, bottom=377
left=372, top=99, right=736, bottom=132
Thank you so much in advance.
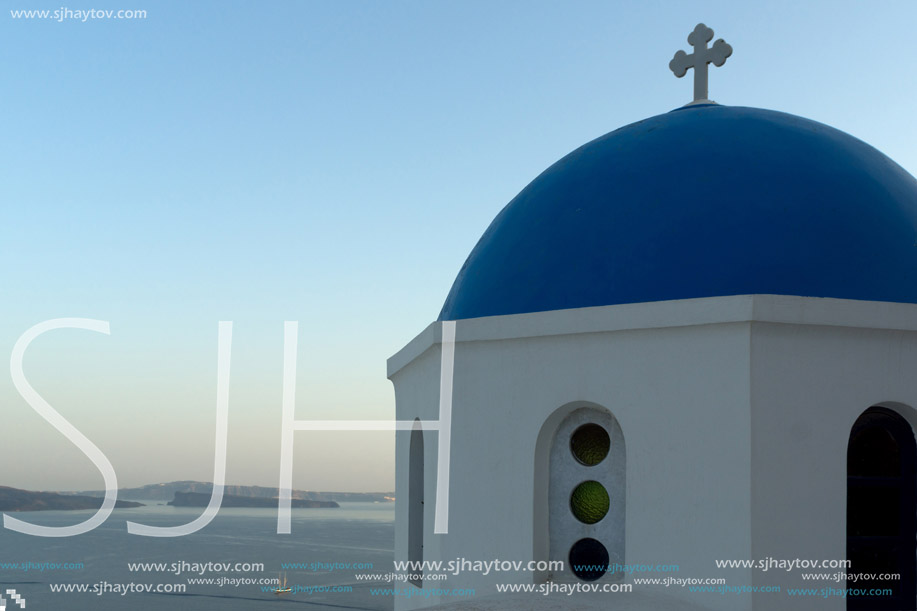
left=669, top=23, right=732, bottom=104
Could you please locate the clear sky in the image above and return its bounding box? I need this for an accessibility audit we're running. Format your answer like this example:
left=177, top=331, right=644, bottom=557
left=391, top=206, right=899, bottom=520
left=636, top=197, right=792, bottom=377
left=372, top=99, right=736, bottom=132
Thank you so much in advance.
left=2, top=0, right=917, bottom=492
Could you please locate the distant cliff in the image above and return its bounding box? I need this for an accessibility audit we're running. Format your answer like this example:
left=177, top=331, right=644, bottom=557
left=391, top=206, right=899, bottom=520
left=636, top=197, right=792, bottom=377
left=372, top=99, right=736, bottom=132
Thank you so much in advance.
left=0, top=486, right=143, bottom=511
left=168, top=492, right=338, bottom=508
left=65, top=481, right=393, bottom=503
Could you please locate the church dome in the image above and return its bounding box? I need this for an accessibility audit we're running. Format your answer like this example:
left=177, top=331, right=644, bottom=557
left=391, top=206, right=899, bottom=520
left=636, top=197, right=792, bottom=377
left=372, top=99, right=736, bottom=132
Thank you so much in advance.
left=439, top=104, right=917, bottom=321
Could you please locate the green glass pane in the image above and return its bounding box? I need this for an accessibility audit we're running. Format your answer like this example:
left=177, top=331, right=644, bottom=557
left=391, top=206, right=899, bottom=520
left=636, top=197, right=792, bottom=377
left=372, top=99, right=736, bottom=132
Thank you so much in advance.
left=570, top=424, right=610, bottom=466
left=570, top=481, right=609, bottom=524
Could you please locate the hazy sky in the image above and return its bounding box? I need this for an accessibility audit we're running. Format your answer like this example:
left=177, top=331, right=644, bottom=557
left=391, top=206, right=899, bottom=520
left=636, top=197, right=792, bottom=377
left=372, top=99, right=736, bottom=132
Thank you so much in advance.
left=2, top=0, right=917, bottom=492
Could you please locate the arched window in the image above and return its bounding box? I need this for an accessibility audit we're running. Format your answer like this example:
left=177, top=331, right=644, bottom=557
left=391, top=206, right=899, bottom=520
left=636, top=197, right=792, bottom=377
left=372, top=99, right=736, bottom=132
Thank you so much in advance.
left=408, top=421, right=424, bottom=586
left=547, top=406, right=625, bottom=582
left=847, top=406, right=916, bottom=610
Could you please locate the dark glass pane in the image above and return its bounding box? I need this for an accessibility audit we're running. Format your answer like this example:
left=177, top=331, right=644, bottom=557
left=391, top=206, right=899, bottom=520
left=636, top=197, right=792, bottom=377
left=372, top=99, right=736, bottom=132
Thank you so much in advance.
left=847, top=485, right=900, bottom=536
left=848, top=541, right=903, bottom=600
left=849, top=424, right=900, bottom=476
left=570, top=424, right=610, bottom=466
left=847, top=407, right=917, bottom=611
left=849, top=539, right=903, bottom=574
left=569, top=538, right=609, bottom=582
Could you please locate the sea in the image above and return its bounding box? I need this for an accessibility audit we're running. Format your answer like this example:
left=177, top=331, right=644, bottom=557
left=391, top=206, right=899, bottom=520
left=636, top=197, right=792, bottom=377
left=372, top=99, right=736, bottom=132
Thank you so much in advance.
left=0, top=502, right=395, bottom=611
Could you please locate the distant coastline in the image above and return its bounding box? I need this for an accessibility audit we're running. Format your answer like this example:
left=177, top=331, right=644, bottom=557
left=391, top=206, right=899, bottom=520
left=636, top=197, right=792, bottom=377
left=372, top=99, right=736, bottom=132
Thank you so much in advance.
left=168, top=491, right=339, bottom=508
left=0, top=481, right=394, bottom=512
left=0, top=486, right=144, bottom=512
left=61, top=481, right=395, bottom=503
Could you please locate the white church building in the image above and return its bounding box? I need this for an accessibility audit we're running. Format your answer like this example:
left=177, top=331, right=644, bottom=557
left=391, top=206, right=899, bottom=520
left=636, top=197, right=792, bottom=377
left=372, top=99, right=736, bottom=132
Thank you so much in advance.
left=387, top=25, right=917, bottom=611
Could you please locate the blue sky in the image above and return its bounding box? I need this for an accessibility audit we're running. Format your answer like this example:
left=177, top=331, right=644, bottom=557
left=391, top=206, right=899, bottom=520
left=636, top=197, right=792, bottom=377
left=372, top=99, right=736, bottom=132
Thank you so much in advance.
left=2, top=0, right=917, bottom=492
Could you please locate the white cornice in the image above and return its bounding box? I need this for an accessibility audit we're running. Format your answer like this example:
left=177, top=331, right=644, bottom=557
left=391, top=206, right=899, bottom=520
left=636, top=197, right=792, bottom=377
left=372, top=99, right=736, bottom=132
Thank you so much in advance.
left=387, top=295, right=917, bottom=378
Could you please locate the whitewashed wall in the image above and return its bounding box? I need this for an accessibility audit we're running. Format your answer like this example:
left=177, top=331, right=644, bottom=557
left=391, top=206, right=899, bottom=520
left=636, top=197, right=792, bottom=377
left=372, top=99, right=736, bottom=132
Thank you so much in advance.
left=389, top=295, right=917, bottom=610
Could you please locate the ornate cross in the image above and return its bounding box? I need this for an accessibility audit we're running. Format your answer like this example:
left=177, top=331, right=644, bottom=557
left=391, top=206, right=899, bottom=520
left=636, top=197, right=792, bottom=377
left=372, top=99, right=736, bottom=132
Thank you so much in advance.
left=669, top=23, right=732, bottom=103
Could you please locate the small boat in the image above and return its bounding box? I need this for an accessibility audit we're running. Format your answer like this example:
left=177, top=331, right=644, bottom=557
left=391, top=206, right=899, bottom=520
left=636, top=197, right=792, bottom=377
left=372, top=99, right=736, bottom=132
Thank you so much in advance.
left=273, top=572, right=292, bottom=595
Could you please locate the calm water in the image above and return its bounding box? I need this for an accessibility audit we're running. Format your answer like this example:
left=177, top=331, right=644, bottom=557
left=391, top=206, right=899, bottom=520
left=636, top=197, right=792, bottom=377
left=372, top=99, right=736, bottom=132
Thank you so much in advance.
left=0, top=502, right=394, bottom=610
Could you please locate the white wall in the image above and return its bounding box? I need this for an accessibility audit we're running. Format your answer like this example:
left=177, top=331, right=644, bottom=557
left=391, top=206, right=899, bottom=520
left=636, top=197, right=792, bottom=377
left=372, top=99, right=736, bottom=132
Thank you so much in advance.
left=390, top=297, right=757, bottom=610
left=750, top=319, right=917, bottom=611
left=390, top=295, right=917, bottom=610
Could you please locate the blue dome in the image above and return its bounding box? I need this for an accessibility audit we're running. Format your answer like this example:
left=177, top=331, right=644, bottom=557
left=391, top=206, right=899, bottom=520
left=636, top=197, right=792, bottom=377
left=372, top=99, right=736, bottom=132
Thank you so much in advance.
left=439, top=104, right=917, bottom=321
